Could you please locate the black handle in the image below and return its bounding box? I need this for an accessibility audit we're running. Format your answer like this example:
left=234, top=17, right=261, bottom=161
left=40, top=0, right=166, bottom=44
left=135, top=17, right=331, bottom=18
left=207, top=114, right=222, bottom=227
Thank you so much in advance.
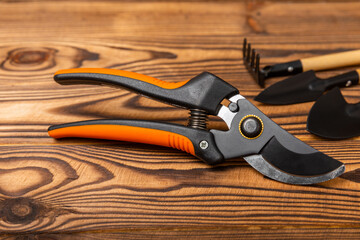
left=54, top=68, right=238, bottom=115
left=323, top=70, right=360, bottom=90
left=263, top=60, right=303, bottom=79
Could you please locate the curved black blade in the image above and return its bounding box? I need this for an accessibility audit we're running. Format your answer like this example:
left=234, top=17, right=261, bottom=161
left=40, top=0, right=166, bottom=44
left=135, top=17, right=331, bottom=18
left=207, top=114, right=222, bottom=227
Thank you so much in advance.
left=244, top=137, right=344, bottom=185
left=254, top=70, right=324, bottom=105
left=307, top=87, right=360, bottom=139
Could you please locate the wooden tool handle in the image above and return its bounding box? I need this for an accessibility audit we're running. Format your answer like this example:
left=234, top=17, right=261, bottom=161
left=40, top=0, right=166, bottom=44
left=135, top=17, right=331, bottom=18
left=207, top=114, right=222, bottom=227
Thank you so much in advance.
left=301, top=50, right=360, bottom=72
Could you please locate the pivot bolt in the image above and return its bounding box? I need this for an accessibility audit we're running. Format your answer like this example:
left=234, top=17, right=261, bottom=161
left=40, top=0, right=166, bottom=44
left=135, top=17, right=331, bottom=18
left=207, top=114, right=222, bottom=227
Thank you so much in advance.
left=228, top=102, right=239, bottom=112
left=199, top=140, right=209, bottom=149
left=239, top=115, right=263, bottom=139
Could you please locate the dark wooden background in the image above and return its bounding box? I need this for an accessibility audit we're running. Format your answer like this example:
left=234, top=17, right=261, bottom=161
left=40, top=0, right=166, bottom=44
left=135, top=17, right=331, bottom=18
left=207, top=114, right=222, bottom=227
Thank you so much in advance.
left=0, top=0, right=359, bottom=239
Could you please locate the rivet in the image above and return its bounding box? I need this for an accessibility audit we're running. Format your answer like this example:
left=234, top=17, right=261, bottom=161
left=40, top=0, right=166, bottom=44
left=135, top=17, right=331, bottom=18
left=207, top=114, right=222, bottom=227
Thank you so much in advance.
left=228, top=102, right=239, bottom=112
left=199, top=140, right=209, bottom=150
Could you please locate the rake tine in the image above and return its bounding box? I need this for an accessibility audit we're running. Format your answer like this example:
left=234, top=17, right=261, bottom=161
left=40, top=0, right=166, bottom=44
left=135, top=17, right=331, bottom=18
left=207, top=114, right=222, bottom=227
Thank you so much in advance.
left=255, top=53, right=260, bottom=75
left=251, top=49, right=256, bottom=70
left=243, top=38, right=247, bottom=59
left=246, top=43, right=251, bottom=63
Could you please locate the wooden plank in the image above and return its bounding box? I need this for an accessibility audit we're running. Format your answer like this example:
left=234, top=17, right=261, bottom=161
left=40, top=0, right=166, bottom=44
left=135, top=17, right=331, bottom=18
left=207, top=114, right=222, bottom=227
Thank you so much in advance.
left=0, top=0, right=359, bottom=238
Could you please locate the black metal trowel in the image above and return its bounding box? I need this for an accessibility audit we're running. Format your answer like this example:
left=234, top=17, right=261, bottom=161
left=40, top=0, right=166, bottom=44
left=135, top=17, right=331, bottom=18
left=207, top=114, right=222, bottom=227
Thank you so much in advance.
left=255, top=70, right=360, bottom=105
left=307, top=87, right=360, bottom=139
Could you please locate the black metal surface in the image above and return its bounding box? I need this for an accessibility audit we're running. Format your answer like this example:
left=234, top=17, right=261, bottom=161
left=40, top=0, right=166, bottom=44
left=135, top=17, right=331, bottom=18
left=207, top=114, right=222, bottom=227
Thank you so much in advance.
left=212, top=99, right=319, bottom=157
left=255, top=70, right=322, bottom=104
left=242, top=38, right=303, bottom=88
left=211, top=98, right=344, bottom=182
left=211, top=99, right=340, bottom=157
left=260, top=137, right=343, bottom=176
left=255, top=70, right=360, bottom=105
left=307, top=87, right=360, bottom=139
left=243, top=154, right=345, bottom=185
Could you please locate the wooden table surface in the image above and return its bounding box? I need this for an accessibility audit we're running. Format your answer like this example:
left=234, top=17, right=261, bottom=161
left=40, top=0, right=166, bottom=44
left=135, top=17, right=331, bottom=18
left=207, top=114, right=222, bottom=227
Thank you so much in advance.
left=0, top=0, right=360, bottom=239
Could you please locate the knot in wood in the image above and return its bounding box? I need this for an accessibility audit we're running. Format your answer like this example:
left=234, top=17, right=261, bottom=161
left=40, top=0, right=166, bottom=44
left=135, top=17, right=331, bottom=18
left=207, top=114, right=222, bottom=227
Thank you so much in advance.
left=11, top=203, right=32, bottom=217
left=2, top=47, right=57, bottom=72
left=1, top=198, right=39, bottom=224
left=11, top=49, right=50, bottom=65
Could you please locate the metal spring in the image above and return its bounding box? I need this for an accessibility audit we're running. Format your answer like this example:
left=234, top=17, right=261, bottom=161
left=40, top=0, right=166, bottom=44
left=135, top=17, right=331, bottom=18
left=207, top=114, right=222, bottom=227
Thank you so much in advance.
left=187, top=109, right=208, bottom=130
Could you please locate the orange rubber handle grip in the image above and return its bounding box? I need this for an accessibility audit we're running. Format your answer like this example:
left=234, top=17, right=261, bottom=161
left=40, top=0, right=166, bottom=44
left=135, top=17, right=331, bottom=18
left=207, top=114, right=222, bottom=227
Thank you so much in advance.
left=48, top=120, right=225, bottom=164
left=49, top=124, right=195, bottom=155
left=53, top=69, right=239, bottom=115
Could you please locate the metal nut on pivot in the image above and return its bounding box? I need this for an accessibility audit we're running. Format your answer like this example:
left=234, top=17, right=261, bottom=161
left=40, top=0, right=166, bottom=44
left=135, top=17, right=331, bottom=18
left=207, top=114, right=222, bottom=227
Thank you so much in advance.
left=287, top=66, right=294, bottom=72
left=346, top=80, right=352, bottom=87
left=199, top=140, right=209, bottom=149
left=239, top=115, right=264, bottom=139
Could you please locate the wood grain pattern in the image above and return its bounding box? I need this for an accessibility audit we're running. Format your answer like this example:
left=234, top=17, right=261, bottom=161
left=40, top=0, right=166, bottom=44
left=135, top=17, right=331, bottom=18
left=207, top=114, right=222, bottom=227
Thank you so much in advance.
left=0, top=0, right=360, bottom=238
